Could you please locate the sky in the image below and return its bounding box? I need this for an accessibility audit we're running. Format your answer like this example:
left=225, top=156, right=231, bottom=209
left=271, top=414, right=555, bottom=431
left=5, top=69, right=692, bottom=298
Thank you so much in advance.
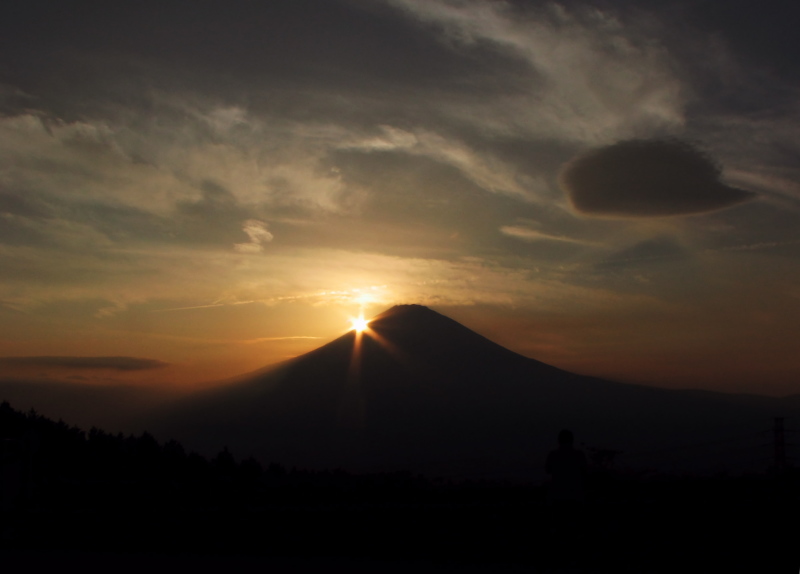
left=1, top=0, right=799, bottom=399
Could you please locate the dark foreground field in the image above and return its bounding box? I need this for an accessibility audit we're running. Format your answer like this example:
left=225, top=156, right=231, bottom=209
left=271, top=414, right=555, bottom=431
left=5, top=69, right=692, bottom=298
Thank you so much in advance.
left=2, top=401, right=799, bottom=572
left=3, top=475, right=798, bottom=573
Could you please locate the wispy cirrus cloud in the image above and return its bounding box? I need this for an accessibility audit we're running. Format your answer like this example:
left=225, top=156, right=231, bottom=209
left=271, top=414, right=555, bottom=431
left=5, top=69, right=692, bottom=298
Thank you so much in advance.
left=340, top=125, right=541, bottom=200
left=386, top=0, right=685, bottom=143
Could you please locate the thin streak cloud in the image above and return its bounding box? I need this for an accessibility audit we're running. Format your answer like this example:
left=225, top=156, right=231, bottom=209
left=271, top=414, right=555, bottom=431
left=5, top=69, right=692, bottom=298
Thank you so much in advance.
left=0, top=356, right=168, bottom=371
left=500, top=225, right=597, bottom=245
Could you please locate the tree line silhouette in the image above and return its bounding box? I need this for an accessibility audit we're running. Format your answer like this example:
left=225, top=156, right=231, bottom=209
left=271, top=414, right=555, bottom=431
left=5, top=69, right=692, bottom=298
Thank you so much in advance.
left=1, top=400, right=534, bottom=512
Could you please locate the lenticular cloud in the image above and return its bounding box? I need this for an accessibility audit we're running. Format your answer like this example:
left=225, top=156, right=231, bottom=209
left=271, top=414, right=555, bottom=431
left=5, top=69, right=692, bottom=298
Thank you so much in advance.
left=559, top=139, right=755, bottom=217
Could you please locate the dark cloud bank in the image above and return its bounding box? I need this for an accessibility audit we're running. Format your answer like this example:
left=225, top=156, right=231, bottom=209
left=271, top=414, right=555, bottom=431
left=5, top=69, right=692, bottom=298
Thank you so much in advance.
left=0, top=356, right=168, bottom=371
left=560, top=139, right=756, bottom=217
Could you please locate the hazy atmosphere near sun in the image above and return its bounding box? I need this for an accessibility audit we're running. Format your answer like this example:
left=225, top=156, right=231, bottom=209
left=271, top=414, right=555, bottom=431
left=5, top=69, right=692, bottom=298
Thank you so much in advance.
left=1, top=0, right=800, bottom=405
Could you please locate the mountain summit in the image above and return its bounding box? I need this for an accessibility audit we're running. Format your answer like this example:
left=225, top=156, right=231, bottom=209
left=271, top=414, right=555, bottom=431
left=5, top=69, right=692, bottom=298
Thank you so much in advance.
left=158, top=305, right=796, bottom=477
left=362, top=304, right=542, bottom=369
left=293, top=304, right=558, bottom=397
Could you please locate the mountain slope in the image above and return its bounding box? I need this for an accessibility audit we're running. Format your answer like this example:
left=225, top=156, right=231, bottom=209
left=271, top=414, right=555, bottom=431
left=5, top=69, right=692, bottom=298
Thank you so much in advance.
left=156, top=305, right=797, bottom=476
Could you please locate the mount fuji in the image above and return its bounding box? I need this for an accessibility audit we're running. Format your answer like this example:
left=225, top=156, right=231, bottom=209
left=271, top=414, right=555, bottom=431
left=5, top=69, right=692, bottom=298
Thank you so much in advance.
left=155, top=305, right=799, bottom=477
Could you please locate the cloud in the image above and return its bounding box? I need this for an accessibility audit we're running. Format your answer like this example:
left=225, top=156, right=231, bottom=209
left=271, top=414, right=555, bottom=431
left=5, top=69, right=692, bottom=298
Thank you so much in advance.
left=596, top=238, right=689, bottom=269
left=387, top=0, right=685, bottom=143
left=500, top=225, right=594, bottom=245
left=340, top=125, right=540, bottom=200
left=695, top=111, right=800, bottom=203
left=234, top=220, right=273, bottom=253
left=0, top=356, right=168, bottom=371
left=559, top=139, right=756, bottom=217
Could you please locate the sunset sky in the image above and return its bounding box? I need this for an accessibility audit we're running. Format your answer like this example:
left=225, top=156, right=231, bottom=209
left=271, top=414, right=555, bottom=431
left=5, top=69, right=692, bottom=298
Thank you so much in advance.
left=1, top=0, right=799, bottom=398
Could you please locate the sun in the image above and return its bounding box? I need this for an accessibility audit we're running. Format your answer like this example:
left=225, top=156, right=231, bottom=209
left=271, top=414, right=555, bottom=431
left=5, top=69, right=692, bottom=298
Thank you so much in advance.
left=350, top=315, right=370, bottom=332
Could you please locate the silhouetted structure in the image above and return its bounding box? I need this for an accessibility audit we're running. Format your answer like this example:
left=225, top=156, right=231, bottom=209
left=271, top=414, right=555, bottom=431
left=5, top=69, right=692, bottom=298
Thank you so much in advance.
left=545, top=429, right=588, bottom=503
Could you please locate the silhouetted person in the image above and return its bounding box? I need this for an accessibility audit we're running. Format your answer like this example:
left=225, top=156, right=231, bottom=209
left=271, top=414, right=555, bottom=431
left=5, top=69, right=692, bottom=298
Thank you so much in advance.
left=545, top=429, right=588, bottom=503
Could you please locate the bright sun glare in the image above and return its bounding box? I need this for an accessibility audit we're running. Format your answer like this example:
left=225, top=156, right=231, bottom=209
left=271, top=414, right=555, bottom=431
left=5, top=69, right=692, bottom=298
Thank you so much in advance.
left=350, top=315, right=370, bottom=332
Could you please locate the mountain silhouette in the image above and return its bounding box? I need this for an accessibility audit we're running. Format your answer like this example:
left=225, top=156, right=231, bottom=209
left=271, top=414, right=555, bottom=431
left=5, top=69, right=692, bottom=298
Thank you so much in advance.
left=156, top=305, right=800, bottom=477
